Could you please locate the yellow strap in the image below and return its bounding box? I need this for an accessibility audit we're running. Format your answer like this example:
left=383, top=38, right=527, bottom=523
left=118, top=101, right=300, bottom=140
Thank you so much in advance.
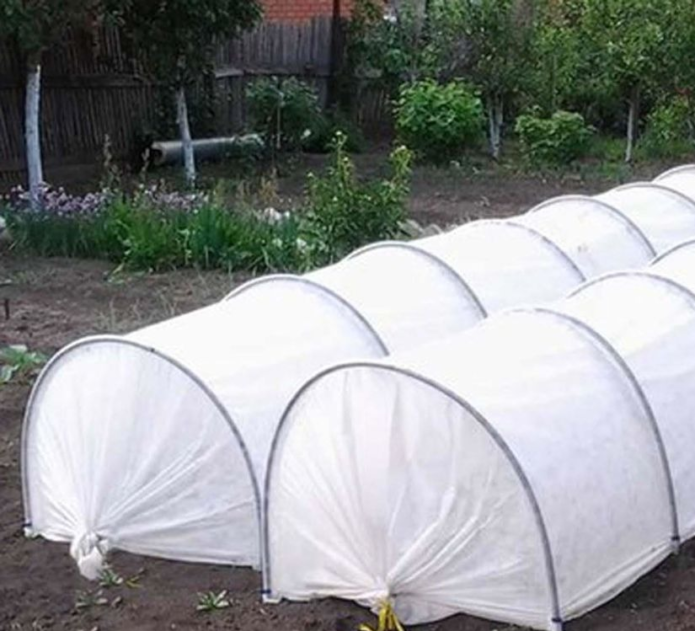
left=358, top=600, right=404, bottom=631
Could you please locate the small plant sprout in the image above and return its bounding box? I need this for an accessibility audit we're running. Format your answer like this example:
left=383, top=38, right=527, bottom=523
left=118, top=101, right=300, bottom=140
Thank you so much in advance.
left=75, top=589, right=109, bottom=610
left=125, top=568, right=146, bottom=589
left=196, top=590, right=231, bottom=612
left=0, top=345, right=48, bottom=384
left=99, top=565, right=124, bottom=588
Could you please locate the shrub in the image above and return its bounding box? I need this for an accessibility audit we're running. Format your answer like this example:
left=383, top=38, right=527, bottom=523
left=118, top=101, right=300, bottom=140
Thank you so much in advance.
left=639, top=97, right=694, bottom=159
left=302, top=110, right=365, bottom=154
left=515, top=110, right=592, bottom=166
left=246, top=77, right=324, bottom=151
left=395, top=80, right=484, bottom=163
left=303, top=132, right=412, bottom=263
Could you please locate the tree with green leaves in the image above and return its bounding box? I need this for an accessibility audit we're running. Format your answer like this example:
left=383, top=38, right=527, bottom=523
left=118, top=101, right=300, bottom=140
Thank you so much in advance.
left=525, top=1, right=584, bottom=116
left=0, top=1, right=110, bottom=208
left=115, top=0, right=262, bottom=186
left=577, top=0, right=689, bottom=162
left=456, top=0, right=535, bottom=159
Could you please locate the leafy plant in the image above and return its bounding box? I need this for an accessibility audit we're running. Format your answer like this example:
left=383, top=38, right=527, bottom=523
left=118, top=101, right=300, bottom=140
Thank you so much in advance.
left=196, top=590, right=231, bottom=612
left=302, top=110, right=366, bottom=154
left=0, top=345, right=48, bottom=384
left=639, top=97, right=694, bottom=159
left=575, top=0, right=691, bottom=162
left=99, top=566, right=124, bottom=588
left=515, top=110, right=593, bottom=166
left=304, top=132, right=412, bottom=263
left=395, top=80, right=483, bottom=163
left=246, top=78, right=324, bottom=152
left=75, top=589, right=110, bottom=610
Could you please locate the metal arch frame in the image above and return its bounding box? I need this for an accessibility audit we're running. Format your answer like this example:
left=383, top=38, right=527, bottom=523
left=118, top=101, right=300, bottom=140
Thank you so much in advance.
left=223, top=274, right=389, bottom=355
left=21, top=334, right=264, bottom=561
left=650, top=238, right=695, bottom=266
left=449, top=218, right=587, bottom=284
left=505, top=307, right=681, bottom=548
left=262, top=360, right=564, bottom=629
left=654, top=164, right=695, bottom=182
left=608, top=182, right=695, bottom=215
left=569, top=269, right=695, bottom=305
left=526, top=194, right=658, bottom=258
left=345, top=240, right=488, bottom=318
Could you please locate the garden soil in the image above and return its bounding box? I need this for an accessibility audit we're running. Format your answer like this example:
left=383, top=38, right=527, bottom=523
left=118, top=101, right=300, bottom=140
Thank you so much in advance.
left=3, top=167, right=695, bottom=631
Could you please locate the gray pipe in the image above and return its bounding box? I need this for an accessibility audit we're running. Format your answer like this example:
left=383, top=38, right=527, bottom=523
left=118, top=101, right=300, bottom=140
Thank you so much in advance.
left=150, top=134, right=264, bottom=167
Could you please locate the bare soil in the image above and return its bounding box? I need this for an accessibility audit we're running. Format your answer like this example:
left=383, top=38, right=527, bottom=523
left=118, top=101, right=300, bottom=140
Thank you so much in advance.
left=3, top=163, right=695, bottom=631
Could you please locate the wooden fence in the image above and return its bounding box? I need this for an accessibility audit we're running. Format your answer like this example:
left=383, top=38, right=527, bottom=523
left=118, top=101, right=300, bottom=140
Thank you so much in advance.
left=0, top=18, right=391, bottom=184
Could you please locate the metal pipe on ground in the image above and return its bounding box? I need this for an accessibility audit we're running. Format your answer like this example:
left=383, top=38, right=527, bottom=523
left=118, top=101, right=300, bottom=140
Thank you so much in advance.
left=149, top=134, right=264, bottom=168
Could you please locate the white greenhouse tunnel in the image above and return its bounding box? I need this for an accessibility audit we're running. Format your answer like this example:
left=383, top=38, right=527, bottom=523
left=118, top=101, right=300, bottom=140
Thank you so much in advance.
left=655, top=163, right=695, bottom=201
left=20, top=166, right=695, bottom=588
left=263, top=239, right=695, bottom=631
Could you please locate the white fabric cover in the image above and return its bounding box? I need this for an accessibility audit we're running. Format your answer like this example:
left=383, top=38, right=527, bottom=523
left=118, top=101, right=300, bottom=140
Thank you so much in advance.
left=562, top=272, right=695, bottom=538
left=596, top=184, right=695, bottom=253
left=651, top=241, right=695, bottom=292
left=24, top=339, right=260, bottom=572
left=24, top=163, right=695, bottom=603
left=307, top=243, right=485, bottom=351
left=654, top=164, right=695, bottom=201
left=416, top=220, right=584, bottom=313
left=516, top=196, right=654, bottom=277
left=24, top=278, right=387, bottom=570
left=265, top=311, right=674, bottom=630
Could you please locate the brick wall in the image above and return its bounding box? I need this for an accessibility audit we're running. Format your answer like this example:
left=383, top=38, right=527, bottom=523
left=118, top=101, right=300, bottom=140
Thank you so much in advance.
left=262, top=0, right=355, bottom=21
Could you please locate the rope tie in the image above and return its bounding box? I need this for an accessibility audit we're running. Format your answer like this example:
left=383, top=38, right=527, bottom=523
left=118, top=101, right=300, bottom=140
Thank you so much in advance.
left=358, top=599, right=404, bottom=631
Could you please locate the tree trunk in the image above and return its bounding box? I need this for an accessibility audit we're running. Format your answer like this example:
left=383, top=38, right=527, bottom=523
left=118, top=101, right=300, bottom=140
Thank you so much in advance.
left=625, top=87, right=640, bottom=163
left=175, top=85, right=196, bottom=187
left=488, top=96, right=504, bottom=160
left=25, top=59, right=44, bottom=210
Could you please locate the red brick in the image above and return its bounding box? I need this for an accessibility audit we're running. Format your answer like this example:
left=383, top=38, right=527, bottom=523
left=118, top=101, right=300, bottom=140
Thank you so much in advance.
left=261, top=0, right=356, bottom=22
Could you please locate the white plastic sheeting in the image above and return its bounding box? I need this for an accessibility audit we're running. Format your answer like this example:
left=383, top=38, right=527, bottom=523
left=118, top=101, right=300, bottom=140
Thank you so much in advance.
left=265, top=241, right=695, bottom=630
left=22, top=165, right=695, bottom=593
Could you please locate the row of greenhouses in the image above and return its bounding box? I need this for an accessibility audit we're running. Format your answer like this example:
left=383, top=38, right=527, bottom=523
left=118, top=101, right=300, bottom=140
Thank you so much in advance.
left=22, top=165, right=695, bottom=630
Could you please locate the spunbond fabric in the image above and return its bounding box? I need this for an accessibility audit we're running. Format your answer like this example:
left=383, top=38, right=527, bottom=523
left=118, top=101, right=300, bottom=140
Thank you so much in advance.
left=23, top=278, right=387, bottom=572
left=306, top=242, right=486, bottom=351
left=24, top=339, right=260, bottom=574
left=655, top=164, right=695, bottom=201
left=264, top=310, right=675, bottom=630
left=562, top=272, right=695, bottom=539
left=22, top=166, right=695, bottom=589
left=595, top=183, right=695, bottom=253
left=515, top=196, right=655, bottom=278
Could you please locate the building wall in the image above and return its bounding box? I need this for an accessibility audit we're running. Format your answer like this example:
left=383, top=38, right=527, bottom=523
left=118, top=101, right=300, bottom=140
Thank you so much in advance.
left=262, top=0, right=355, bottom=22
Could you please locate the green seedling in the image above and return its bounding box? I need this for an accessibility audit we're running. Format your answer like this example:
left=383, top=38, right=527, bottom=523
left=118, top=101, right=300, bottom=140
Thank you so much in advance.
left=75, top=589, right=109, bottom=610
left=0, top=345, right=47, bottom=384
left=196, top=590, right=231, bottom=612
left=99, top=566, right=124, bottom=588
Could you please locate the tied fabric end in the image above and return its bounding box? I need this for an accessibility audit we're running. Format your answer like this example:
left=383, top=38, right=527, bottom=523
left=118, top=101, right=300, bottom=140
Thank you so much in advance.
left=358, top=599, right=405, bottom=631
left=70, top=531, right=108, bottom=580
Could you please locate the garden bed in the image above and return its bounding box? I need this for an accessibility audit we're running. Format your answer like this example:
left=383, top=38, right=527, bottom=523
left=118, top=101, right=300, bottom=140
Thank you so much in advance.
left=2, top=165, right=695, bottom=631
